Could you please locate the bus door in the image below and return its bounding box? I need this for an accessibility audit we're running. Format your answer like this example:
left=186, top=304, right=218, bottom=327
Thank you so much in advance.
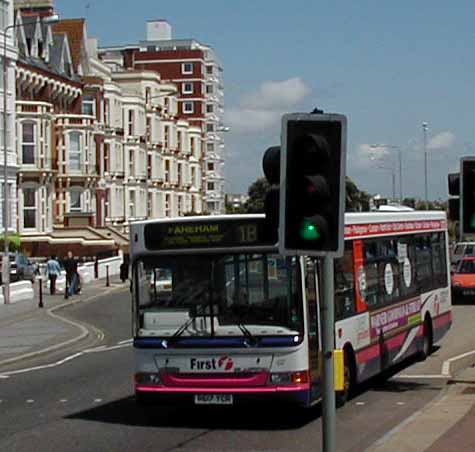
left=305, top=257, right=322, bottom=399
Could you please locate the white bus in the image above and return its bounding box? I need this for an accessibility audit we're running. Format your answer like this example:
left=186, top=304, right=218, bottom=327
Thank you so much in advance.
left=130, top=211, right=451, bottom=408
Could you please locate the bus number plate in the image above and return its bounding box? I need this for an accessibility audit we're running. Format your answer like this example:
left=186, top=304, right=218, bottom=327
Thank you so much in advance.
left=194, top=394, right=233, bottom=405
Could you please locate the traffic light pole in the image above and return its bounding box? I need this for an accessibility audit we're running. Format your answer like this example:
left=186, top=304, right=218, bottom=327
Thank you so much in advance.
left=321, top=255, right=336, bottom=452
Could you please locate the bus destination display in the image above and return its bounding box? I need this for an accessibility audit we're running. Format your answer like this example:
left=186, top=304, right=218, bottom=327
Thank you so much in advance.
left=144, top=218, right=274, bottom=250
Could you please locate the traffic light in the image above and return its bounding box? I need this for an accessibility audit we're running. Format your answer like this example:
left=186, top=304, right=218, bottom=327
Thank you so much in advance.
left=461, top=157, right=475, bottom=238
left=280, top=113, right=347, bottom=256
left=262, top=146, right=280, bottom=243
left=447, top=172, right=459, bottom=221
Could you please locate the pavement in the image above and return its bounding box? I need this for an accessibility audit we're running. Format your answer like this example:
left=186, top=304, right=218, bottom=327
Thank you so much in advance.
left=1, top=282, right=475, bottom=451
left=0, top=276, right=128, bottom=369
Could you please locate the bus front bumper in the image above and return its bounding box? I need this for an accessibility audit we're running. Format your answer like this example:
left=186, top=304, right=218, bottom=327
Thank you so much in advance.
left=135, top=384, right=312, bottom=407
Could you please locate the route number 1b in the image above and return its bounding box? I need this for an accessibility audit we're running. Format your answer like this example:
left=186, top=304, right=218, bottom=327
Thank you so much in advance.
left=238, top=225, right=257, bottom=243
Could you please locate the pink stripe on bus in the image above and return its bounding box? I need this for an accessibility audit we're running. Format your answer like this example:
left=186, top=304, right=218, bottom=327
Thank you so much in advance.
left=433, top=311, right=452, bottom=328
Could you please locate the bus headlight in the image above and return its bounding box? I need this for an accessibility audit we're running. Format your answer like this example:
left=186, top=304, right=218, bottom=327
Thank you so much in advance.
left=269, top=371, right=308, bottom=385
left=135, top=372, right=161, bottom=385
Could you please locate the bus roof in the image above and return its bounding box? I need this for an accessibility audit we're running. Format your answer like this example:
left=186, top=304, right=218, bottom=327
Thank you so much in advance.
left=131, top=210, right=447, bottom=227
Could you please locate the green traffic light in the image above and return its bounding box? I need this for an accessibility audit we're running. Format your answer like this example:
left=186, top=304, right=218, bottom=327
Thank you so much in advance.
left=300, top=220, right=321, bottom=241
left=471, top=213, right=475, bottom=230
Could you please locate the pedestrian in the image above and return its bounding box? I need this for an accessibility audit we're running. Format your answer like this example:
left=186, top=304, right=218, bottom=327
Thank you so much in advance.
left=120, top=254, right=129, bottom=283
left=63, top=251, right=79, bottom=296
left=46, top=255, right=61, bottom=295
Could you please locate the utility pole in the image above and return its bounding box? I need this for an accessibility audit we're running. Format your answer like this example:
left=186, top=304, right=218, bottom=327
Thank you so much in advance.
left=423, top=122, right=428, bottom=208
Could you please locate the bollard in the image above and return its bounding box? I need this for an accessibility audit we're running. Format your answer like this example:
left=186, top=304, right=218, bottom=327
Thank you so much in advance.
left=38, top=277, right=44, bottom=308
left=64, top=277, right=69, bottom=299
left=94, top=258, right=99, bottom=279
left=106, top=264, right=110, bottom=287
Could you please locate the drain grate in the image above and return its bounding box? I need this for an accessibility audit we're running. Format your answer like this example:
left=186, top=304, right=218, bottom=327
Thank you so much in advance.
left=461, top=387, right=475, bottom=394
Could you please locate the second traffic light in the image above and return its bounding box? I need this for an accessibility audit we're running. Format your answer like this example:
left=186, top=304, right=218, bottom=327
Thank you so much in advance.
left=279, top=113, right=347, bottom=257
left=461, top=157, right=475, bottom=238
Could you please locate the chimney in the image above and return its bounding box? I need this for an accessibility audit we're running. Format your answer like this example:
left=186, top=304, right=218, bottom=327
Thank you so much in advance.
left=146, top=20, right=172, bottom=41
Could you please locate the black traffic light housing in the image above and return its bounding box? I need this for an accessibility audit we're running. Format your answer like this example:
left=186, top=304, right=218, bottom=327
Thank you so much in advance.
left=461, top=157, right=475, bottom=238
left=279, top=113, right=347, bottom=257
left=262, top=146, right=280, bottom=244
left=447, top=172, right=459, bottom=222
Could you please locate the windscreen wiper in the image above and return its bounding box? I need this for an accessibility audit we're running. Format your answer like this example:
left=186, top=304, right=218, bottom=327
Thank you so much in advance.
left=170, top=305, right=207, bottom=340
left=235, top=322, right=257, bottom=346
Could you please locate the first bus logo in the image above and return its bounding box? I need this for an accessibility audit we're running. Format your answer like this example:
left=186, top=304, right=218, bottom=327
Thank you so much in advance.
left=190, top=355, right=234, bottom=371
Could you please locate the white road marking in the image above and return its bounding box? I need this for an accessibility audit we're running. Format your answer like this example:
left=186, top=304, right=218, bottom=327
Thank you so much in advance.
left=26, top=399, right=34, bottom=403
left=118, top=338, right=132, bottom=345
left=396, top=402, right=405, bottom=405
left=396, top=374, right=447, bottom=379
left=356, top=401, right=365, bottom=406
left=441, top=350, right=475, bottom=377
left=59, top=399, right=68, bottom=403
left=0, top=343, right=132, bottom=377
left=94, top=398, right=102, bottom=403
left=0, top=375, right=9, bottom=379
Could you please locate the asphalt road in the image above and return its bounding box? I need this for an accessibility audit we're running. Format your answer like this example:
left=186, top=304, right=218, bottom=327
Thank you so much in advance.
left=0, top=290, right=472, bottom=452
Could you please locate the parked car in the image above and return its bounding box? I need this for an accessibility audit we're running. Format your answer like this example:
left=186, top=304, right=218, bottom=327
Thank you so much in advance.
left=0, top=252, right=38, bottom=284
left=451, top=241, right=475, bottom=271
left=451, top=256, right=475, bottom=303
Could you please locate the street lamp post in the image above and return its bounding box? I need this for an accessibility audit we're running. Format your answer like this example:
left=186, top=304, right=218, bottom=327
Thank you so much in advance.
left=422, top=122, right=429, bottom=208
left=2, top=15, right=59, bottom=304
left=370, top=144, right=402, bottom=201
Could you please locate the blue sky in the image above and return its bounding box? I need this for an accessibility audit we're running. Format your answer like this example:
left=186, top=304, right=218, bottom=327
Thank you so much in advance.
left=55, top=0, right=475, bottom=200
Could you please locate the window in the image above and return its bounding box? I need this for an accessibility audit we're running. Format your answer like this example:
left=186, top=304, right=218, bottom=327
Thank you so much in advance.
left=207, top=162, right=214, bottom=171
left=128, top=109, right=135, bottom=135
left=82, top=96, right=95, bottom=116
left=0, top=1, right=8, bottom=31
left=206, top=104, right=214, bottom=113
left=206, top=85, right=213, bottom=94
left=145, top=87, right=151, bottom=104
left=182, top=63, right=193, bottom=74
left=22, top=122, right=35, bottom=164
left=69, top=191, right=82, bottom=212
left=206, top=123, right=214, bottom=132
left=207, top=142, right=215, bottom=152
left=183, top=102, right=194, bottom=114
left=182, top=83, right=193, bottom=94
left=207, top=182, right=215, bottom=191
left=206, top=66, right=213, bottom=74
left=335, top=243, right=355, bottom=320
left=23, top=187, right=36, bottom=229
left=69, top=132, right=81, bottom=171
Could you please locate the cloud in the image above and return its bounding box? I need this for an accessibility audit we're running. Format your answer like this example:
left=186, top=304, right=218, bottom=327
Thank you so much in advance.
left=225, top=77, right=311, bottom=133
left=352, top=143, right=385, bottom=168
left=428, top=131, right=456, bottom=150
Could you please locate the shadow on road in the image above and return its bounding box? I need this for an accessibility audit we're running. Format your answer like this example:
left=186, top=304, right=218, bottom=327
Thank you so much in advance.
left=66, top=396, right=322, bottom=430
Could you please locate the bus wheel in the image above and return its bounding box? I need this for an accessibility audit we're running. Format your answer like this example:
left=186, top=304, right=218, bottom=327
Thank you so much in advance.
left=336, top=349, right=356, bottom=407
left=419, top=317, right=433, bottom=360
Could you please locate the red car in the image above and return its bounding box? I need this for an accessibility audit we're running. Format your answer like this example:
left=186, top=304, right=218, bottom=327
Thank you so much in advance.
left=451, top=257, right=475, bottom=302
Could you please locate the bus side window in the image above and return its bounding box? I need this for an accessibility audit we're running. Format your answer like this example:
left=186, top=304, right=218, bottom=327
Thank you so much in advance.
left=414, top=234, right=433, bottom=292
left=334, top=242, right=355, bottom=319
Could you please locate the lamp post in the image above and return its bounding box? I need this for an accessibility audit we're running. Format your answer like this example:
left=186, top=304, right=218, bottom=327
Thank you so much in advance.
left=371, top=158, right=396, bottom=200
left=2, top=14, right=59, bottom=304
left=370, top=144, right=402, bottom=201
left=422, top=122, right=429, bottom=208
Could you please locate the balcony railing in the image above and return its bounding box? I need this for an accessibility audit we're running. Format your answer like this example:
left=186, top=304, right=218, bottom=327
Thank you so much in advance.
left=58, top=163, right=98, bottom=176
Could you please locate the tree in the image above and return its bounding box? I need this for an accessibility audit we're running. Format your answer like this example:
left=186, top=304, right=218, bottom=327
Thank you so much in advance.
left=346, top=177, right=370, bottom=212
left=244, top=178, right=270, bottom=213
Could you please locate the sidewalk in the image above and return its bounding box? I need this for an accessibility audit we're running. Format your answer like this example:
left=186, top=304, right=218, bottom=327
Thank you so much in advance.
left=0, top=276, right=127, bottom=369
left=367, top=365, right=475, bottom=452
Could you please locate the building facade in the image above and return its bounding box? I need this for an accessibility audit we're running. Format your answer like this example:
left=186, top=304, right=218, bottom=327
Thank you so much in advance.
left=11, top=1, right=209, bottom=256
left=0, top=0, right=17, bottom=235
left=98, top=20, right=226, bottom=215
